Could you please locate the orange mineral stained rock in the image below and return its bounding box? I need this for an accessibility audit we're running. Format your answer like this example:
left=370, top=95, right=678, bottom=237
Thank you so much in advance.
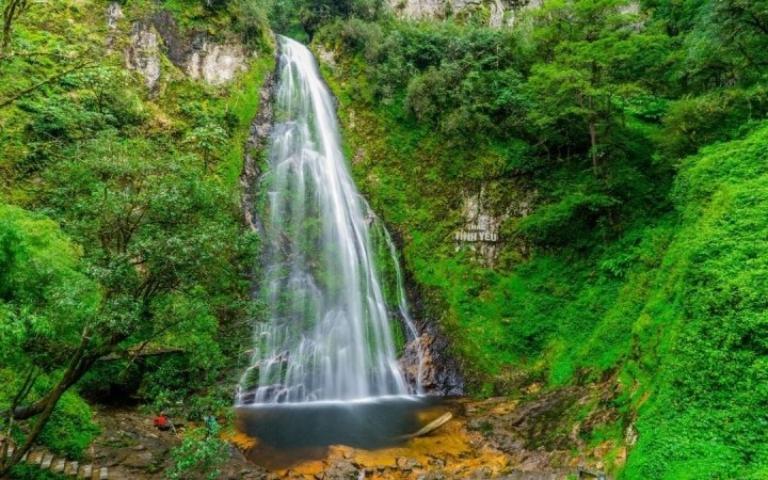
left=264, top=413, right=510, bottom=479
left=225, top=430, right=258, bottom=450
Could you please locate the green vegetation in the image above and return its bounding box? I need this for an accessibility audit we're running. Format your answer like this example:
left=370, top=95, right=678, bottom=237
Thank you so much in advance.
left=0, top=0, right=273, bottom=473
left=622, top=125, right=768, bottom=479
left=167, top=422, right=229, bottom=480
left=2, top=0, right=768, bottom=478
left=301, top=0, right=768, bottom=477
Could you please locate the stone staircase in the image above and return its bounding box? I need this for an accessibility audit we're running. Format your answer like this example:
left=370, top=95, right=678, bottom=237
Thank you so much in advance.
left=2, top=438, right=109, bottom=479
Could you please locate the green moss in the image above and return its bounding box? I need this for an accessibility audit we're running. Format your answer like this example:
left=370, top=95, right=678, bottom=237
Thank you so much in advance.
left=219, top=54, right=277, bottom=190
left=9, top=464, right=66, bottom=480
left=39, top=392, right=100, bottom=459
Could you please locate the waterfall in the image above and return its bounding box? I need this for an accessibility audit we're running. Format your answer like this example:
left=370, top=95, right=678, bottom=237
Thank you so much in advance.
left=237, top=37, right=421, bottom=404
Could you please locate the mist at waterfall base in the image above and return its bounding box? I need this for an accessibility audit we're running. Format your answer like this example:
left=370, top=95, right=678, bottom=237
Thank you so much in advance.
left=235, top=37, right=446, bottom=461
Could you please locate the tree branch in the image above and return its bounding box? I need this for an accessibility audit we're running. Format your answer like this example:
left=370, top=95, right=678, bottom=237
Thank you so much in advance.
left=0, top=60, right=97, bottom=109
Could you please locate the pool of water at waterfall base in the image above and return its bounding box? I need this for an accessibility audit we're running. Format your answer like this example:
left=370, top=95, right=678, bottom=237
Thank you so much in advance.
left=234, top=396, right=455, bottom=469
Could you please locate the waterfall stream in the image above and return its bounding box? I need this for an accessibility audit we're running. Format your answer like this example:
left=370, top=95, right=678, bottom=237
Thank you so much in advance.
left=237, top=36, right=421, bottom=405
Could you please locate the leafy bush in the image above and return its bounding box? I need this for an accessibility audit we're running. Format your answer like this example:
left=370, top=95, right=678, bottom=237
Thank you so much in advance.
left=229, top=0, right=273, bottom=49
left=38, top=391, right=100, bottom=459
left=167, top=423, right=229, bottom=480
left=660, top=87, right=768, bottom=158
left=515, top=191, right=620, bottom=247
left=623, top=123, right=768, bottom=479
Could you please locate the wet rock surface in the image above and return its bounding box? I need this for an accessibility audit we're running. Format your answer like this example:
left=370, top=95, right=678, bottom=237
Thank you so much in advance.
left=400, top=322, right=464, bottom=396
left=241, top=66, right=276, bottom=234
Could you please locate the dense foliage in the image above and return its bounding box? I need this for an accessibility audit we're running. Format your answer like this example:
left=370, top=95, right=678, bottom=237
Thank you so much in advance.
left=0, top=0, right=273, bottom=473
left=166, top=421, right=230, bottom=480
left=304, top=0, right=768, bottom=477
left=2, top=0, right=768, bottom=478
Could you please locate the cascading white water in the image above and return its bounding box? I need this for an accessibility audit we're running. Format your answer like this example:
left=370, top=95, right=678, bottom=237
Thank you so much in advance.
left=237, top=36, right=421, bottom=404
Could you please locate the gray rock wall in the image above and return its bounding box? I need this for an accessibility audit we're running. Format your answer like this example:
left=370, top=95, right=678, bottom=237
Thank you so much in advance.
left=452, top=186, right=535, bottom=267
left=185, top=40, right=247, bottom=85
left=115, top=3, right=251, bottom=90
left=388, top=0, right=639, bottom=28
left=125, top=22, right=161, bottom=90
left=387, top=0, right=540, bottom=26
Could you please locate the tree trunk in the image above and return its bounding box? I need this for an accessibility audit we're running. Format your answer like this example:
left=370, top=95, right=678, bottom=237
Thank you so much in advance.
left=2, top=0, right=27, bottom=55
left=0, top=335, right=94, bottom=477
left=0, top=379, right=68, bottom=477
left=589, top=120, right=598, bottom=176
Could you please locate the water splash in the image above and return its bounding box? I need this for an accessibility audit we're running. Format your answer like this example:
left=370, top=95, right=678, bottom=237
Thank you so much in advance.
left=237, top=37, right=421, bottom=404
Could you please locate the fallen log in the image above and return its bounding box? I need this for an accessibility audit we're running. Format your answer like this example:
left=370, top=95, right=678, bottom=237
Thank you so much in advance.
left=402, top=412, right=453, bottom=439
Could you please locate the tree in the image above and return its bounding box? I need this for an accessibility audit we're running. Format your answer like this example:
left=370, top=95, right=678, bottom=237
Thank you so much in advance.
left=184, top=124, right=228, bottom=173
left=1, top=132, right=254, bottom=475
left=527, top=62, right=616, bottom=176
left=1, top=0, right=28, bottom=55
left=525, top=0, right=658, bottom=176
left=701, top=0, right=768, bottom=85
left=0, top=203, right=100, bottom=476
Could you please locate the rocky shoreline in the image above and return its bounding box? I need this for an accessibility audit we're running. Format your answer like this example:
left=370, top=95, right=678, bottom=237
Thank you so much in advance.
left=84, top=392, right=615, bottom=480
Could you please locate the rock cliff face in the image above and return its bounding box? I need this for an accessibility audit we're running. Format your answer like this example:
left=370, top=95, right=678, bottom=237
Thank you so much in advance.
left=150, top=10, right=248, bottom=86
left=185, top=40, right=247, bottom=85
left=114, top=3, right=250, bottom=89
left=125, top=21, right=161, bottom=90
left=453, top=189, right=507, bottom=266
left=387, top=0, right=638, bottom=28
left=453, top=186, right=536, bottom=266
left=241, top=70, right=276, bottom=234
left=401, top=321, right=464, bottom=396
left=387, top=0, right=542, bottom=27
left=106, top=2, right=123, bottom=30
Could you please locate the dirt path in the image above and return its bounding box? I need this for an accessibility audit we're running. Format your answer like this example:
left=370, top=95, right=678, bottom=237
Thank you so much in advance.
left=87, top=407, right=265, bottom=480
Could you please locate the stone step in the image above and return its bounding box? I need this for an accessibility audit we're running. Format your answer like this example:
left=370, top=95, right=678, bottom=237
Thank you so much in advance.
left=79, top=464, right=92, bottom=479
left=28, top=449, right=44, bottom=465
left=1, top=438, right=107, bottom=479
left=65, top=461, right=79, bottom=475
left=52, top=458, right=66, bottom=473
left=90, top=466, right=109, bottom=479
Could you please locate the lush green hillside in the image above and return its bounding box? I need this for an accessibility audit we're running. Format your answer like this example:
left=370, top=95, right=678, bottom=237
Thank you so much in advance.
left=624, top=123, right=768, bottom=479
left=295, top=0, right=768, bottom=476
left=0, top=0, right=273, bottom=476
left=2, top=0, right=768, bottom=478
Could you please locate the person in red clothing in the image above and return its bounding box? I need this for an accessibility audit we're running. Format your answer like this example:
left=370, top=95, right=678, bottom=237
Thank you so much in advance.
left=153, top=411, right=171, bottom=431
